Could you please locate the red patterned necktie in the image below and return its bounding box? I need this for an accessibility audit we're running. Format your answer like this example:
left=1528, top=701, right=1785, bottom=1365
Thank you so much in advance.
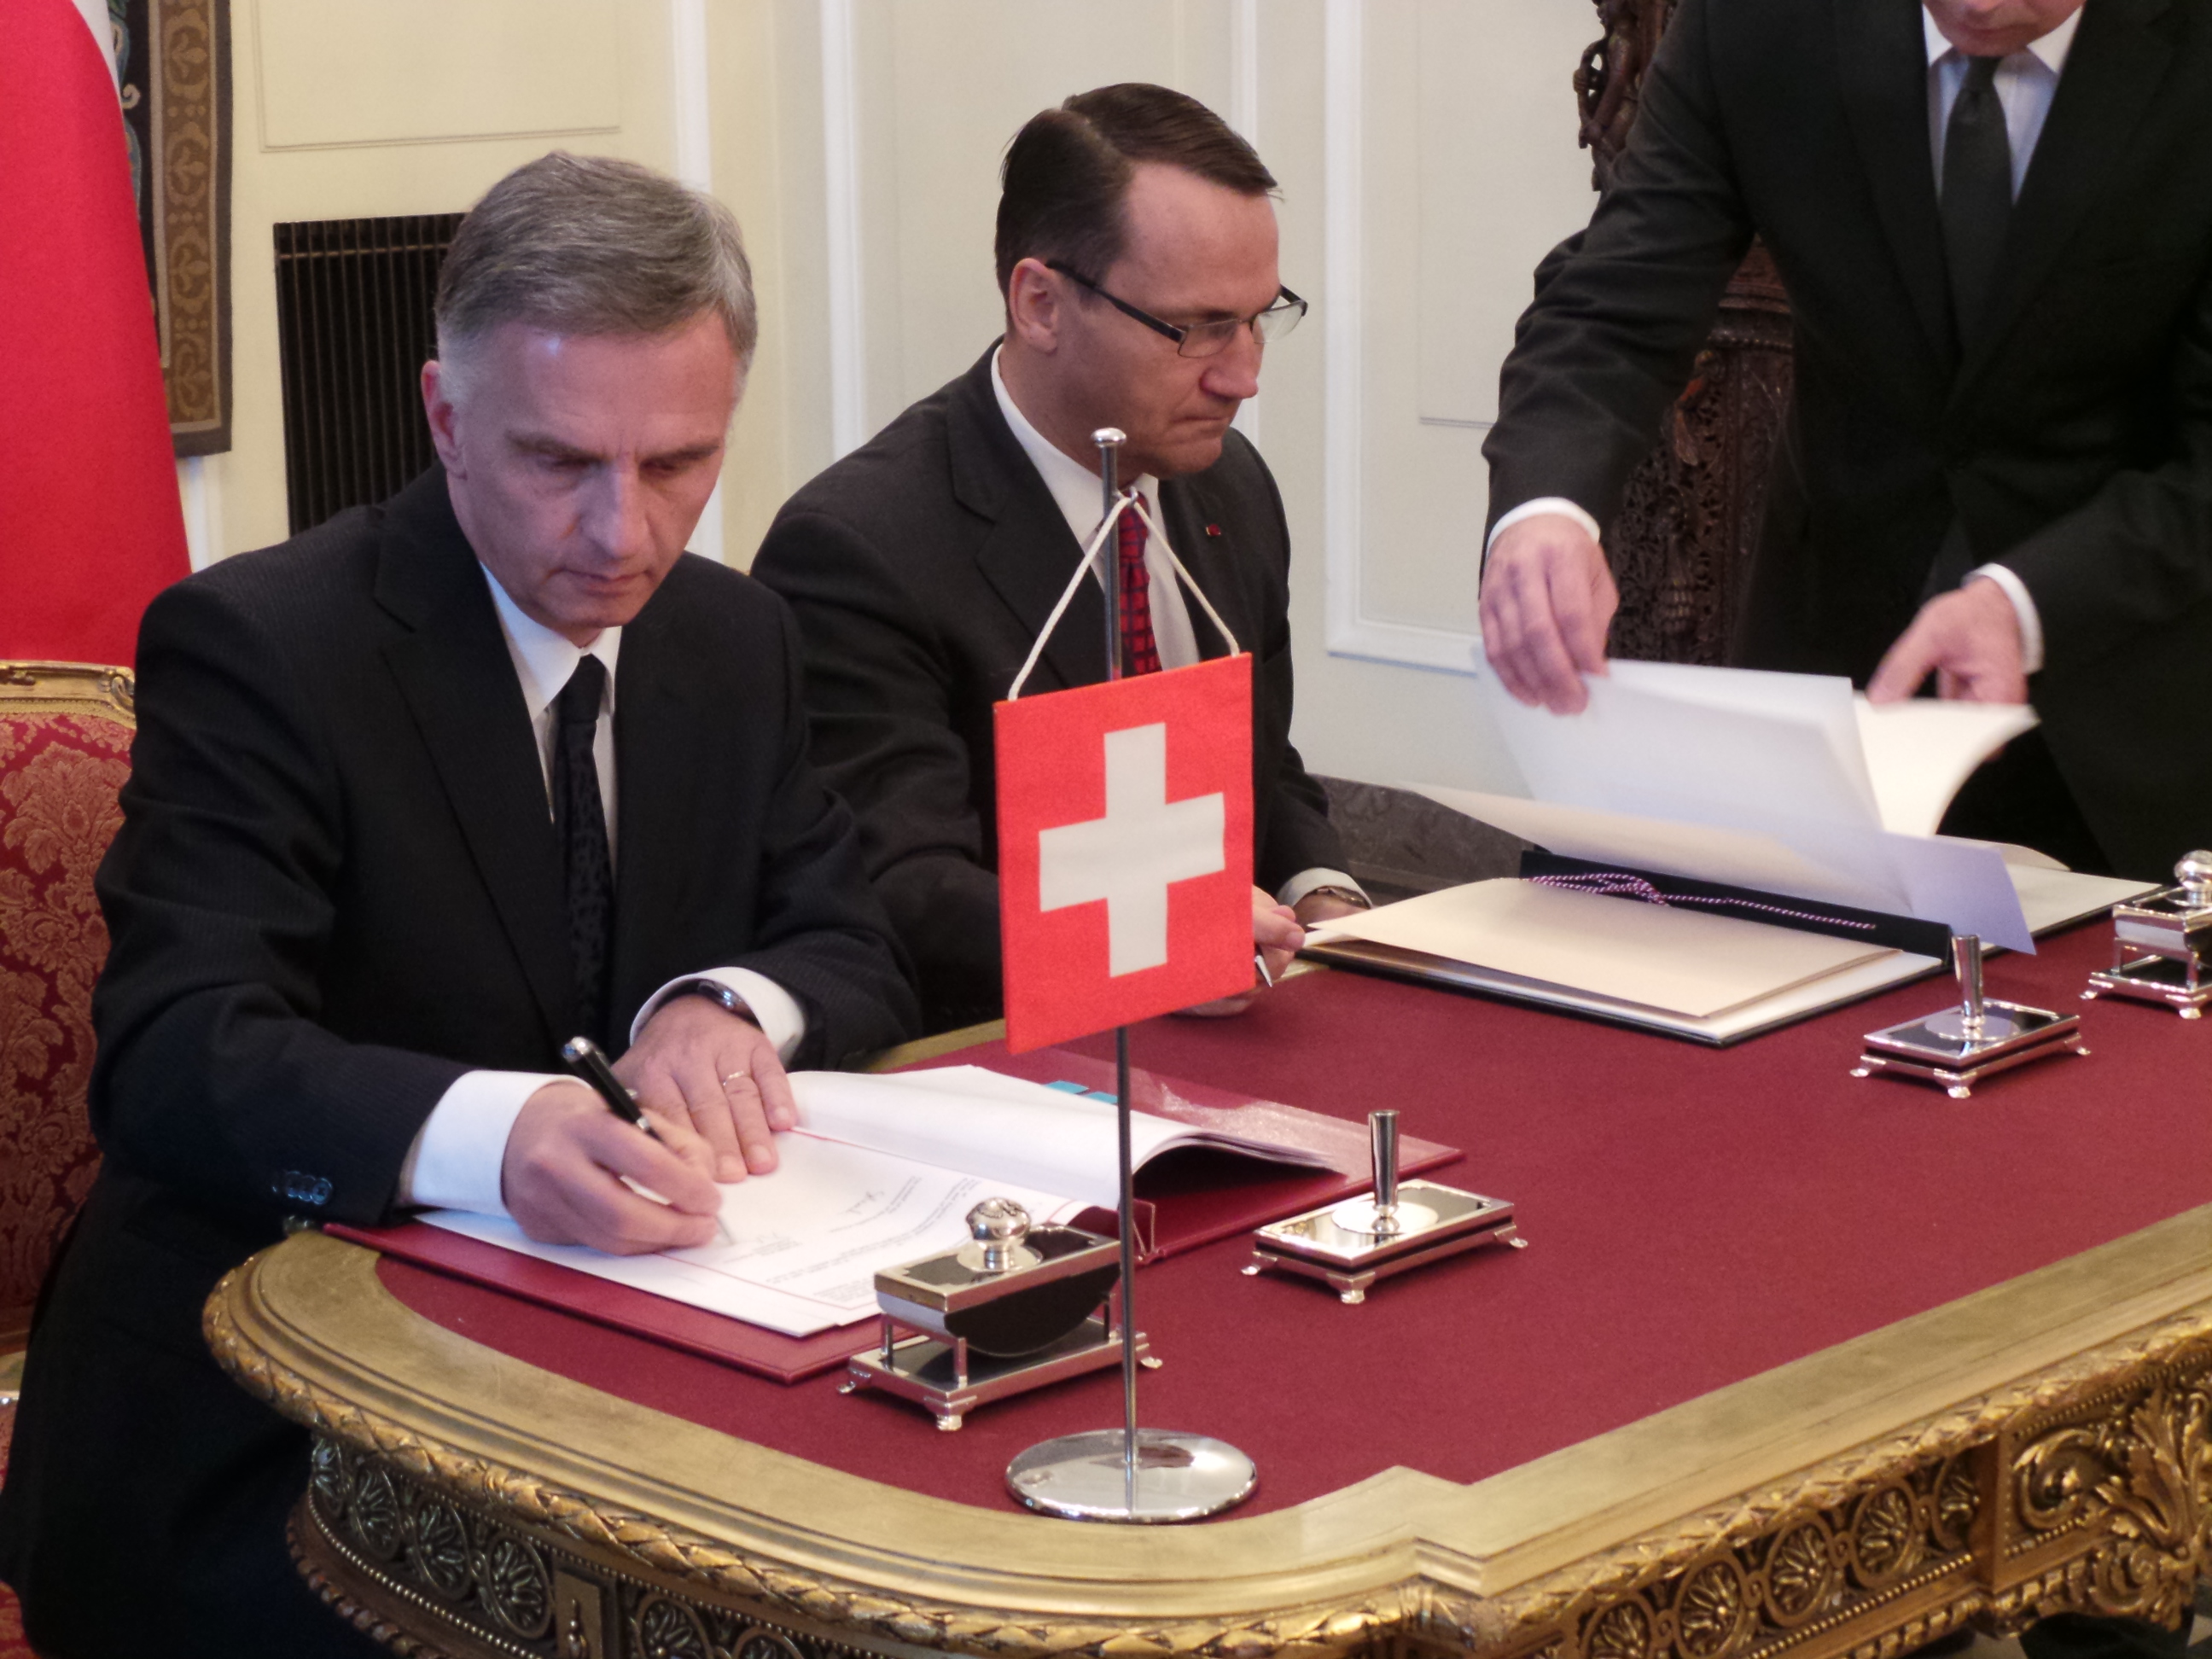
left=1115, top=502, right=1162, bottom=677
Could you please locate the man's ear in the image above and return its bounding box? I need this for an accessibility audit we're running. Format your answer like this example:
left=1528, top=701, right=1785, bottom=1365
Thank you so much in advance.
left=1004, top=258, right=1063, bottom=354
left=421, top=359, right=465, bottom=475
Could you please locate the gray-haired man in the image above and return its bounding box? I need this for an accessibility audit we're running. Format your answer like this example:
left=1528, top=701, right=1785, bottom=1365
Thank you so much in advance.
left=0, top=153, right=916, bottom=1658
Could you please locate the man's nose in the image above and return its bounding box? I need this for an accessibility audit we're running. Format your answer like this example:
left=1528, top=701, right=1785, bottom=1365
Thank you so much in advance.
left=1201, top=325, right=1264, bottom=404
left=581, top=466, right=653, bottom=562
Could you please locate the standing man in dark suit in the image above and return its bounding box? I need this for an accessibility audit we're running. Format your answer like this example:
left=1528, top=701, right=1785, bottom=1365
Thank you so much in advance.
left=0, top=153, right=917, bottom=1659
left=1478, top=0, right=2212, bottom=882
left=754, top=84, right=1362, bottom=1034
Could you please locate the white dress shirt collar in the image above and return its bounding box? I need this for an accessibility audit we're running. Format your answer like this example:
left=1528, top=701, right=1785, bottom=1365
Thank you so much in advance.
left=989, top=346, right=1161, bottom=545
left=479, top=564, right=621, bottom=722
left=1922, top=4, right=2081, bottom=73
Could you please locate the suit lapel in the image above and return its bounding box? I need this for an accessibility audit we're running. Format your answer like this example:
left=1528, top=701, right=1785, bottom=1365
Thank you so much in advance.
left=1155, top=476, right=1241, bottom=660
left=374, top=471, right=573, bottom=1051
left=948, top=352, right=1109, bottom=692
left=1837, top=0, right=1958, bottom=381
left=1954, top=0, right=2175, bottom=399
left=605, top=585, right=707, bottom=1027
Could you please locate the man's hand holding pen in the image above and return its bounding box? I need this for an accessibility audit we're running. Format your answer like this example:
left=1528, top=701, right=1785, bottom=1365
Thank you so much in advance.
left=499, top=994, right=790, bottom=1255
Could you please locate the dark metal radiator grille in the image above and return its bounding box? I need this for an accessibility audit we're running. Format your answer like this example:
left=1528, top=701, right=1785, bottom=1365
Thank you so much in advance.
left=274, top=213, right=464, bottom=535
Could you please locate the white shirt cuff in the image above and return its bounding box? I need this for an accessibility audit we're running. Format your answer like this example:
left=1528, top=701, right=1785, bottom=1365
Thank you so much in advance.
left=631, top=968, right=807, bottom=1062
left=399, top=1069, right=585, bottom=1215
left=1278, top=867, right=1367, bottom=909
left=1486, top=498, right=1604, bottom=560
left=1965, top=563, right=2046, bottom=674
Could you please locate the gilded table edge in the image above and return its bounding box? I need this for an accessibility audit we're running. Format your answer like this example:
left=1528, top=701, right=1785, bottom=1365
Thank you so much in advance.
left=206, top=1205, right=2212, bottom=1656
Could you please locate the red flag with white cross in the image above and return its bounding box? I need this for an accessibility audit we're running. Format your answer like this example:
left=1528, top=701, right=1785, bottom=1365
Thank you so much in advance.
left=996, top=655, right=1255, bottom=1052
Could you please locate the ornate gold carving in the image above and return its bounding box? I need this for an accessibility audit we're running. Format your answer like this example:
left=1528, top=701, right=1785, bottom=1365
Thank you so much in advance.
left=209, top=1232, right=2212, bottom=1659
left=1844, top=1484, right=1920, bottom=1586
left=2011, top=1380, right=2212, bottom=1629
left=1671, top=1559, right=1749, bottom=1659
left=635, top=1594, right=715, bottom=1658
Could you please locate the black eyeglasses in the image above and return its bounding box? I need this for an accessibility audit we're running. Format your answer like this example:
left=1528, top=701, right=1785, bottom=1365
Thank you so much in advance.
left=1045, top=260, right=1307, bottom=358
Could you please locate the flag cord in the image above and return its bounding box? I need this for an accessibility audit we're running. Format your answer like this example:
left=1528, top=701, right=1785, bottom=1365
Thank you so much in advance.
left=1004, top=493, right=1244, bottom=703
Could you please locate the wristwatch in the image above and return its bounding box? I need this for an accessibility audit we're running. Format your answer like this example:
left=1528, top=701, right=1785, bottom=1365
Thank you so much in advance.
left=1301, top=884, right=1371, bottom=911
left=667, top=977, right=759, bottom=1027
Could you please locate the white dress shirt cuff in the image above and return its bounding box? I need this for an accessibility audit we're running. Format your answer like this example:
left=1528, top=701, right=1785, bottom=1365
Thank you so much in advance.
left=1486, top=498, right=1604, bottom=560
left=632, top=968, right=807, bottom=1061
left=1277, top=867, right=1367, bottom=910
left=399, top=1069, right=584, bottom=1215
left=1965, top=563, right=2046, bottom=674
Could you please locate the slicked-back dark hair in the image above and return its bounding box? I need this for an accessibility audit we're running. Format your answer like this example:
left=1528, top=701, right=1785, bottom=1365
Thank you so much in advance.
left=994, top=84, right=1275, bottom=295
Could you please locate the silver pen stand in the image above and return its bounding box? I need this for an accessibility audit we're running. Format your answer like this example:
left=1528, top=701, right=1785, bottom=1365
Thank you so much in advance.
left=1244, top=1110, right=1524, bottom=1305
left=1854, top=934, right=2086, bottom=1098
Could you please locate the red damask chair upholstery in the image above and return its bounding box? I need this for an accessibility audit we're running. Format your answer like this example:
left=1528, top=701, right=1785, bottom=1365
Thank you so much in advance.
left=0, top=661, right=133, bottom=1359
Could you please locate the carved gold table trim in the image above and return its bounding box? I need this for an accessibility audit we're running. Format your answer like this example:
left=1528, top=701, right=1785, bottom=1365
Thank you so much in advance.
left=206, top=1207, right=2212, bottom=1659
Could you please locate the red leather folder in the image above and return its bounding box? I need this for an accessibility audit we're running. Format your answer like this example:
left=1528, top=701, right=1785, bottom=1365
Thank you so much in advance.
left=333, top=1048, right=1460, bottom=1385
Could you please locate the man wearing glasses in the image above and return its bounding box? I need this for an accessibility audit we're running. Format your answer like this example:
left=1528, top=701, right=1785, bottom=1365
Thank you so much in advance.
left=754, top=83, right=1361, bottom=1034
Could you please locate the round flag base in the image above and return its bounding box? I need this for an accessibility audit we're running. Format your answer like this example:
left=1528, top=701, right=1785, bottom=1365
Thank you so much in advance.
left=1004, top=1428, right=1257, bottom=1522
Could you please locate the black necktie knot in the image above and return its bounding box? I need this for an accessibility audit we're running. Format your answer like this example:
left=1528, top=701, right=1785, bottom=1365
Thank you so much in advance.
left=557, top=653, right=607, bottom=731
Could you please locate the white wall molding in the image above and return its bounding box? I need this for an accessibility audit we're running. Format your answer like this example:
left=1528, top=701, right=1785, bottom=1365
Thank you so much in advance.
left=820, top=0, right=867, bottom=460
left=1319, top=0, right=1479, bottom=678
left=669, top=0, right=725, bottom=562
left=1229, top=0, right=1262, bottom=448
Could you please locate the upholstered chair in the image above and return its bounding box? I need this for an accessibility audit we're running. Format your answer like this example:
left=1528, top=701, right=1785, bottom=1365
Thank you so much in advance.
left=0, top=662, right=134, bottom=1393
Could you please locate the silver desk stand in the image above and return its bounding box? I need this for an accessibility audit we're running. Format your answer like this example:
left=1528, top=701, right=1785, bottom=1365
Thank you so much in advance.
left=1244, top=1111, right=1525, bottom=1304
left=1854, top=935, right=2085, bottom=1098
left=2083, top=852, right=2212, bottom=1020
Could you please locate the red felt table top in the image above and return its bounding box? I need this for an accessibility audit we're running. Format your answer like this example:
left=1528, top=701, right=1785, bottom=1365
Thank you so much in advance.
left=378, top=921, right=2212, bottom=1518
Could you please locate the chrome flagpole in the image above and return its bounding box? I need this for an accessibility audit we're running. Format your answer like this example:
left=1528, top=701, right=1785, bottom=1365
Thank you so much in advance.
left=1003, top=430, right=1256, bottom=1524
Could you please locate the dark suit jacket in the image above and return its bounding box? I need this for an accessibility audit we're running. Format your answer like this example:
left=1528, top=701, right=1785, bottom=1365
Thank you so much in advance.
left=751, top=346, right=1345, bottom=1032
left=0, top=469, right=917, bottom=1658
left=1482, top=0, right=2212, bottom=880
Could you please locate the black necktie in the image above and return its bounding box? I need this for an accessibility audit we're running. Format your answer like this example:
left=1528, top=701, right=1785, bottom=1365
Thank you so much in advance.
left=552, top=654, right=613, bottom=1042
left=1941, top=55, right=2012, bottom=350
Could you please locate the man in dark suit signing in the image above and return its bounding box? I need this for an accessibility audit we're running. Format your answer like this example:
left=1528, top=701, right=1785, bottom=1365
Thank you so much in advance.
left=753, top=84, right=1363, bottom=1034
left=0, top=153, right=917, bottom=1658
left=1478, top=0, right=2212, bottom=882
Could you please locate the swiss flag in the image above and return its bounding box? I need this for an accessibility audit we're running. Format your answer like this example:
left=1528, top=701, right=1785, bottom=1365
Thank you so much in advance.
left=996, top=655, right=1255, bottom=1051
left=0, top=0, right=191, bottom=666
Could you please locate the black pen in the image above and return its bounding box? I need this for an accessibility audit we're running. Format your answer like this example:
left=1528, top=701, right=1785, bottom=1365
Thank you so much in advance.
left=561, top=1036, right=733, bottom=1245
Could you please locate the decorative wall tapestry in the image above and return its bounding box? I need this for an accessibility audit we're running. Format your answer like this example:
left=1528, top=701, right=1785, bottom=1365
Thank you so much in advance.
left=113, top=0, right=231, bottom=456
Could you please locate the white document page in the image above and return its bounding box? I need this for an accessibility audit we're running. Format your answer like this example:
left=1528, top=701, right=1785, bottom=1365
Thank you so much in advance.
left=425, top=1134, right=1081, bottom=1336
left=419, top=1066, right=1336, bottom=1338
left=1852, top=697, right=2040, bottom=836
left=1466, top=663, right=2040, bottom=949
left=1305, top=879, right=1895, bottom=1020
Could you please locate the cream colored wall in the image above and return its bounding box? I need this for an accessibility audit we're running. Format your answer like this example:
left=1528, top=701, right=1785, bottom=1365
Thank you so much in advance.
left=198, top=0, right=1604, bottom=796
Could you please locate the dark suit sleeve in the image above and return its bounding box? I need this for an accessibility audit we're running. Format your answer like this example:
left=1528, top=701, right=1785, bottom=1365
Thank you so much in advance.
left=90, top=580, right=465, bottom=1227
left=750, top=510, right=1004, bottom=1027
left=1237, top=448, right=1348, bottom=891
left=702, top=597, right=923, bottom=1066
left=1998, top=265, right=2212, bottom=671
left=1481, top=0, right=1755, bottom=538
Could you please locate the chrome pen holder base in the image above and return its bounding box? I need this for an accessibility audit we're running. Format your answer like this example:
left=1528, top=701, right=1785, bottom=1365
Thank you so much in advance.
left=1244, top=1180, right=1523, bottom=1305
left=1852, top=1002, right=2086, bottom=1098
left=1006, top=1428, right=1256, bottom=1522
left=2084, top=953, right=2209, bottom=1019
left=841, top=1315, right=1144, bottom=1432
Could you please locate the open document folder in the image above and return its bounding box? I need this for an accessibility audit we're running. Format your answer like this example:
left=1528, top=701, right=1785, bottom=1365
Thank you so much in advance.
left=1302, top=663, right=2154, bottom=1042
left=421, top=1067, right=1336, bottom=1339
